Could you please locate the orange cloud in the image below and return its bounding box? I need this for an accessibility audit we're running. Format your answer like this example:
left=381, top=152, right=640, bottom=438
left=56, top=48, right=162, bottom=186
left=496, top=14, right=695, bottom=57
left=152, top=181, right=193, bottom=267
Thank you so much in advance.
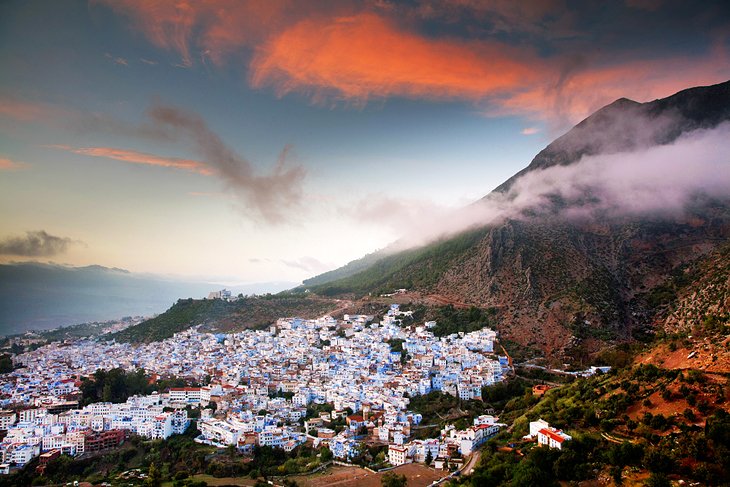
left=250, top=13, right=539, bottom=105
left=91, top=0, right=310, bottom=66
left=0, top=157, right=28, bottom=171
left=0, top=97, right=54, bottom=122
left=497, top=52, right=730, bottom=123
left=55, top=145, right=213, bottom=175
left=250, top=12, right=730, bottom=122
left=95, top=2, right=730, bottom=125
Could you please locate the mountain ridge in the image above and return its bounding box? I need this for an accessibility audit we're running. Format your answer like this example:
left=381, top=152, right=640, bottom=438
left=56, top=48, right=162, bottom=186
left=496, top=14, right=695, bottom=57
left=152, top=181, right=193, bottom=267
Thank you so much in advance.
left=302, top=80, right=730, bottom=358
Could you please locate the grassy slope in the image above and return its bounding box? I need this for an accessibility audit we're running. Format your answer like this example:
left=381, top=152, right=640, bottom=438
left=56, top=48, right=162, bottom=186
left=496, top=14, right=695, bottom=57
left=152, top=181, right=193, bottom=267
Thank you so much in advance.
left=304, top=226, right=489, bottom=297
left=110, top=294, right=336, bottom=343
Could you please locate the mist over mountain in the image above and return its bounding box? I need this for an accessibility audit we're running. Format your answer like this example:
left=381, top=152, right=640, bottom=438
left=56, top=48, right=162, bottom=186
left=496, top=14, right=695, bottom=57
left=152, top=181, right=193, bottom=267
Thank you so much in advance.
left=304, top=80, right=730, bottom=357
left=0, top=262, right=295, bottom=335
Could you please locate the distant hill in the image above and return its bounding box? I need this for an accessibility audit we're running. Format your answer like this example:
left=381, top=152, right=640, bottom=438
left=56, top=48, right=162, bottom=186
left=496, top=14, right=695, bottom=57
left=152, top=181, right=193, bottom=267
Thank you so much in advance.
left=0, top=262, right=296, bottom=335
left=302, top=80, right=730, bottom=358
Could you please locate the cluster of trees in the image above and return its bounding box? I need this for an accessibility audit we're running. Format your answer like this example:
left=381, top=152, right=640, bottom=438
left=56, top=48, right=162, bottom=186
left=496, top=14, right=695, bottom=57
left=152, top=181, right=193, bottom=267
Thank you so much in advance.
left=0, top=354, right=13, bottom=373
left=481, top=378, right=531, bottom=409
left=2, top=427, right=341, bottom=486
left=464, top=435, right=603, bottom=486
left=386, top=338, right=405, bottom=353
left=408, top=391, right=500, bottom=430
left=430, top=305, right=497, bottom=337
left=79, top=368, right=195, bottom=405
left=0, top=428, right=205, bottom=487
left=205, top=444, right=329, bottom=479
left=385, top=338, right=409, bottom=365
left=80, top=368, right=150, bottom=405
left=394, top=303, right=427, bottom=326
left=306, top=401, right=334, bottom=419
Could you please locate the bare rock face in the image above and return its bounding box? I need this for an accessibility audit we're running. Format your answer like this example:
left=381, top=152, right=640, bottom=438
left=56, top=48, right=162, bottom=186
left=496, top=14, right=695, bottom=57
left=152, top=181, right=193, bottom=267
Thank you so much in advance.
left=432, top=212, right=729, bottom=356
left=662, top=244, right=730, bottom=334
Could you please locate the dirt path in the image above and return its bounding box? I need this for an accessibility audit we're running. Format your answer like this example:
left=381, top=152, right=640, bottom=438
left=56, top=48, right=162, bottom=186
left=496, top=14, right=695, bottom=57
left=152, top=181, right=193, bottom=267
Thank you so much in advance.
left=425, top=294, right=471, bottom=308
left=325, top=298, right=355, bottom=317
left=460, top=450, right=482, bottom=476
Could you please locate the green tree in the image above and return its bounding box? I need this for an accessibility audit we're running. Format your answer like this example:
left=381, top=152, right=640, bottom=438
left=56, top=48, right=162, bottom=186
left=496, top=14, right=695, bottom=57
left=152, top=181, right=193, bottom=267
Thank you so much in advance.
left=146, top=462, right=162, bottom=487
left=380, top=472, right=407, bottom=487
left=0, top=354, right=13, bottom=373
left=511, top=459, right=556, bottom=487
left=425, top=450, right=433, bottom=466
left=102, top=382, right=112, bottom=402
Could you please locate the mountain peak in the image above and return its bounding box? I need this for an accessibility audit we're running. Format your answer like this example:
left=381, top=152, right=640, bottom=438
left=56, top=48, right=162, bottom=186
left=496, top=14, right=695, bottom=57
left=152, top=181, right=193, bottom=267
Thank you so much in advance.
left=492, top=79, right=730, bottom=194
left=606, top=96, right=638, bottom=107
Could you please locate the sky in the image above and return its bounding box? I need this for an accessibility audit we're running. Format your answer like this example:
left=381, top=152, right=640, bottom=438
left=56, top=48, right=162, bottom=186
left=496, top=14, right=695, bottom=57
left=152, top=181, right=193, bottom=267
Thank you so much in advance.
left=1, top=0, right=729, bottom=285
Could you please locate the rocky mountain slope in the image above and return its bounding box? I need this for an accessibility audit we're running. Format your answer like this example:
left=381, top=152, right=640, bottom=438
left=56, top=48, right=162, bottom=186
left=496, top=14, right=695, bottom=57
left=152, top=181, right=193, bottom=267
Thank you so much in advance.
left=304, top=80, right=730, bottom=358
left=659, top=242, right=730, bottom=334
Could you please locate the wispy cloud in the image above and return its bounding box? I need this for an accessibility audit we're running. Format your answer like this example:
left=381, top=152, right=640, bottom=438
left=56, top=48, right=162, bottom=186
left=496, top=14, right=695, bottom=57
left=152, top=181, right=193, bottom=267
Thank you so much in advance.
left=280, top=256, right=331, bottom=274
left=104, top=52, right=129, bottom=66
left=0, top=157, right=29, bottom=171
left=498, top=123, right=730, bottom=219
left=147, top=104, right=306, bottom=223
left=0, top=230, right=79, bottom=257
left=521, top=127, right=540, bottom=135
left=52, top=145, right=213, bottom=175
left=0, top=96, right=55, bottom=122
left=0, top=96, right=174, bottom=141
left=25, top=98, right=305, bottom=223
left=348, top=122, right=730, bottom=249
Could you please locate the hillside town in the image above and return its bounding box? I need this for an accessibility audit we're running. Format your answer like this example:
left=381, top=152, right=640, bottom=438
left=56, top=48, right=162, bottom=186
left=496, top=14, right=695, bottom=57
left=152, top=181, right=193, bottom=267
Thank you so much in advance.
left=0, top=305, right=519, bottom=474
left=0, top=393, right=189, bottom=470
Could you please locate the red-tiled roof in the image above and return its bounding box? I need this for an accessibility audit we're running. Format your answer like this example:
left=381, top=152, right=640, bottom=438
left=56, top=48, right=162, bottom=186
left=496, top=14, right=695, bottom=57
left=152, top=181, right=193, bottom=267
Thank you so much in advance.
left=538, top=428, right=567, bottom=443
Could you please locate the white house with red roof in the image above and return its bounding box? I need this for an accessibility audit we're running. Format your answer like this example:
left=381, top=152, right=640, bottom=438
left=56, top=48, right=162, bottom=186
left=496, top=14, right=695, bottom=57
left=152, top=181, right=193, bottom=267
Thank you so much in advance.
left=388, top=444, right=409, bottom=466
left=536, top=427, right=572, bottom=450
